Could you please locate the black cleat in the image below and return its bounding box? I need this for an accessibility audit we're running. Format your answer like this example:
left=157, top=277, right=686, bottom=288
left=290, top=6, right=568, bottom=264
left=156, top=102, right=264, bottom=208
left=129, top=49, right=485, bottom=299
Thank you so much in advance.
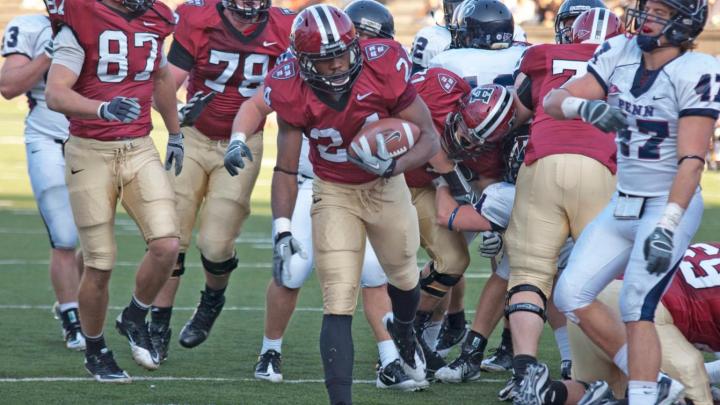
left=84, top=349, right=131, bottom=383
left=560, top=359, right=572, bottom=380
left=149, top=322, right=171, bottom=363
left=482, top=343, right=514, bottom=372
left=434, top=346, right=483, bottom=383
left=383, top=313, right=427, bottom=383
left=179, top=290, right=225, bottom=348
left=115, top=310, right=159, bottom=370
left=53, top=303, right=86, bottom=351
left=435, top=318, right=467, bottom=358
left=578, top=381, right=615, bottom=405
left=514, top=362, right=551, bottom=405
left=498, top=374, right=522, bottom=402
left=254, top=349, right=283, bottom=383
left=377, top=359, right=426, bottom=391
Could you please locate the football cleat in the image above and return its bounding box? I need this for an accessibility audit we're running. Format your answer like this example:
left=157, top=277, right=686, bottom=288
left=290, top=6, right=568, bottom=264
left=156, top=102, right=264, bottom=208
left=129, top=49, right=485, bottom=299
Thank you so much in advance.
left=383, top=313, right=427, bottom=383
left=84, top=349, right=131, bottom=383
left=560, top=359, right=572, bottom=380
left=514, top=363, right=551, bottom=405
left=435, top=319, right=468, bottom=358
left=434, top=348, right=483, bottom=383
left=148, top=322, right=171, bottom=363
left=179, top=290, right=225, bottom=348
left=656, top=373, right=685, bottom=405
left=482, top=343, right=513, bottom=372
left=254, top=349, right=283, bottom=383
left=53, top=303, right=86, bottom=351
left=578, top=380, right=615, bottom=405
left=64, top=326, right=86, bottom=351
left=376, top=359, right=425, bottom=391
left=499, top=374, right=522, bottom=402
left=115, top=311, right=159, bottom=370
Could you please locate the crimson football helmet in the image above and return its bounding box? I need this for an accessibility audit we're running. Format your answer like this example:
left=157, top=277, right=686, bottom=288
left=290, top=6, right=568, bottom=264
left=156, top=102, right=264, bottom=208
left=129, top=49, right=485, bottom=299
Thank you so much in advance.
left=554, top=0, right=607, bottom=44
left=571, top=8, right=624, bottom=44
left=442, top=84, right=516, bottom=160
left=292, top=4, right=362, bottom=94
left=222, top=0, right=271, bottom=22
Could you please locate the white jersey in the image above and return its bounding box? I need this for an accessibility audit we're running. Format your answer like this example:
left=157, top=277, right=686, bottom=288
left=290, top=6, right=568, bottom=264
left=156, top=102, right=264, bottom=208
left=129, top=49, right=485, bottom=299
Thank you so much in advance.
left=474, top=181, right=515, bottom=230
left=588, top=34, right=720, bottom=196
left=410, top=25, right=451, bottom=72
left=1, top=15, right=69, bottom=143
left=298, top=135, right=315, bottom=180
left=429, top=43, right=528, bottom=87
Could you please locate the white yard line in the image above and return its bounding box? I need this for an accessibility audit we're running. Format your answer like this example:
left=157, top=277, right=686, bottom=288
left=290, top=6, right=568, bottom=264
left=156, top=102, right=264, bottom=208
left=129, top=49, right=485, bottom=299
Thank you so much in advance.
left=0, top=376, right=507, bottom=384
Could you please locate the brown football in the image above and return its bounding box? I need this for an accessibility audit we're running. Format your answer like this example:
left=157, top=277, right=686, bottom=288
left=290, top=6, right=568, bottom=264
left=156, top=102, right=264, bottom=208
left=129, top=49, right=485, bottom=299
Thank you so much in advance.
left=349, top=118, right=419, bottom=160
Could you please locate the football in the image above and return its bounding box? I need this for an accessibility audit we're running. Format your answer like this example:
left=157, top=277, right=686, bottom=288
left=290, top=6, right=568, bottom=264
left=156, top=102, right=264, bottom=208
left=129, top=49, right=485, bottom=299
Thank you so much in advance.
left=349, top=118, right=419, bottom=160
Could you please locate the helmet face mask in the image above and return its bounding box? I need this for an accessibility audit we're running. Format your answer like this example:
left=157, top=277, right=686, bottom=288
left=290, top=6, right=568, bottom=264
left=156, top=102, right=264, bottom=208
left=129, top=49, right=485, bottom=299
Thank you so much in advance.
left=625, top=0, right=706, bottom=51
left=222, top=0, right=271, bottom=22
left=121, top=0, right=156, bottom=13
left=344, top=0, right=395, bottom=39
left=503, top=133, right=529, bottom=184
left=453, top=0, right=514, bottom=49
left=443, top=0, right=464, bottom=27
left=554, top=0, right=607, bottom=43
left=442, top=112, right=487, bottom=160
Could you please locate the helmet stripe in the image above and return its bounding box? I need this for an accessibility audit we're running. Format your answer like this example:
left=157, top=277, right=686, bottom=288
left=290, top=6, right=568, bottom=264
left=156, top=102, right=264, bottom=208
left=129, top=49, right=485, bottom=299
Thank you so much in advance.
left=595, top=9, right=608, bottom=42
left=319, top=5, right=341, bottom=44
left=308, top=6, right=330, bottom=45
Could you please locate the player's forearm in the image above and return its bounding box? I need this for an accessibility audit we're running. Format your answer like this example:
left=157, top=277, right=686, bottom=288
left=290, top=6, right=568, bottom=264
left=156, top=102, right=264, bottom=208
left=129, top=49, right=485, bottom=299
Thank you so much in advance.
left=153, top=69, right=181, bottom=134
left=543, top=88, right=571, bottom=120
left=393, top=128, right=440, bottom=175
left=667, top=160, right=703, bottom=209
left=231, top=90, right=271, bottom=138
left=0, top=56, right=50, bottom=99
left=270, top=173, right=298, bottom=221
left=428, top=150, right=455, bottom=174
left=45, top=82, right=103, bottom=120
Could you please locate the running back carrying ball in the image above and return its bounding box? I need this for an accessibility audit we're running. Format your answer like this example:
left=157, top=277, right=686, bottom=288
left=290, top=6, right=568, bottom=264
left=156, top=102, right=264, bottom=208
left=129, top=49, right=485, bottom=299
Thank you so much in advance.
left=349, top=117, right=419, bottom=160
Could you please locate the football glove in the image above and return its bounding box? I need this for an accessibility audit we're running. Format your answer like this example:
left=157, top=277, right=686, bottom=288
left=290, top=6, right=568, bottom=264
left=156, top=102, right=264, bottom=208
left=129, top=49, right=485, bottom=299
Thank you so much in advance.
left=273, top=231, right=307, bottom=287
left=178, top=91, right=216, bottom=128
left=224, top=138, right=253, bottom=176
left=579, top=99, right=628, bottom=133
left=478, top=231, right=503, bottom=258
left=348, top=133, right=396, bottom=178
left=442, top=165, right=479, bottom=205
left=164, top=132, right=184, bottom=176
left=98, top=96, right=141, bottom=123
left=644, top=226, right=674, bottom=275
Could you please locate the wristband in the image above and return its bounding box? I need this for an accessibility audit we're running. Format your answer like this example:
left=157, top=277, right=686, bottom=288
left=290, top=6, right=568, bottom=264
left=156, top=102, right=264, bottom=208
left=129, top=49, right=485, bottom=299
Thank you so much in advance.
left=448, top=206, right=460, bottom=231
left=97, top=102, right=107, bottom=119
left=657, top=202, right=684, bottom=232
left=560, top=96, right=585, bottom=119
left=231, top=131, right=247, bottom=143
left=273, top=217, right=291, bottom=235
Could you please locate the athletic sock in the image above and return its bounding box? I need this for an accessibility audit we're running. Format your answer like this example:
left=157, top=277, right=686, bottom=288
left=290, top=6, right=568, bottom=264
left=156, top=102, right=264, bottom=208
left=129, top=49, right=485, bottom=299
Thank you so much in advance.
left=320, top=315, right=353, bottom=405
left=150, top=306, right=172, bottom=326
left=261, top=335, right=283, bottom=355
left=613, top=344, right=629, bottom=376
left=85, top=333, right=107, bottom=356
left=423, top=320, right=442, bottom=345
left=387, top=283, right=420, bottom=323
left=462, top=330, right=488, bottom=354
left=124, top=295, right=150, bottom=324
left=553, top=326, right=571, bottom=361
left=447, top=310, right=466, bottom=329
left=512, top=354, right=537, bottom=378
left=628, top=380, right=657, bottom=405
left=378, top=339, right=399, bottom=368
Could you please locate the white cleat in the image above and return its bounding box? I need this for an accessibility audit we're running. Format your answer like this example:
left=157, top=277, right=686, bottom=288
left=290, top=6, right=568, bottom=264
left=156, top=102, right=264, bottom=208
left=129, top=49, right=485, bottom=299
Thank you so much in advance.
left=254, top=350, right=283, bottom=383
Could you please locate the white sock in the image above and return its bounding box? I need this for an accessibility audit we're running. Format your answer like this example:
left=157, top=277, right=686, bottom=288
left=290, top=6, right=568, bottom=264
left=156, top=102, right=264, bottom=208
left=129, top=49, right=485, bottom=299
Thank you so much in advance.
left=553, top=326, right=571, bottom=361
left=58, top=302, right=79, bottom=313
left=378, top=339, right=399, bottom=368
left=628, top=380, right=658, bottom=405
left=706, top=359, right=720, bottom=384
left=613, top=344, right=629, bottom=375
left=423, top=320, right=443, bottom=349
left=261, top=336, right=282, bottom=355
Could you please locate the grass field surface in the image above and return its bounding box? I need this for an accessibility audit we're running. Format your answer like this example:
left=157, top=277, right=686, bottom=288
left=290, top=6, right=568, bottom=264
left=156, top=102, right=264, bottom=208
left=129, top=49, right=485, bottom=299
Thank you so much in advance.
left=0, top=99, right=719, bottom=404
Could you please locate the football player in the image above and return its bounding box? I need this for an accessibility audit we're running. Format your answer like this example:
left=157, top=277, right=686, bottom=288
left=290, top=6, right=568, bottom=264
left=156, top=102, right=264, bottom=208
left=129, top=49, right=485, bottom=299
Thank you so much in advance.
left=0, top=11, right=83, bottom=350
left=252, top=1, right=417, bottom=390
left=148, top=0, right=295, bottom=363
left=409, top=0, right=459, bottom=74
left=223, top=5, right=443, bottom=403
left=45, top=0, right=181, bottom=382
left=544, top=0, right=719, bottom=402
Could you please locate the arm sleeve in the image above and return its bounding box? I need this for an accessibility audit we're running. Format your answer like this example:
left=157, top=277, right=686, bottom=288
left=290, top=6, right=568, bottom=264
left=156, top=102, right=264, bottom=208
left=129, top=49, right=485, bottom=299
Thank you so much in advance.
left=677, top=56, right=720, bottom=119
left=1, top=18, right=34, bottom=58
left=51, top=26, right=85, bottom=76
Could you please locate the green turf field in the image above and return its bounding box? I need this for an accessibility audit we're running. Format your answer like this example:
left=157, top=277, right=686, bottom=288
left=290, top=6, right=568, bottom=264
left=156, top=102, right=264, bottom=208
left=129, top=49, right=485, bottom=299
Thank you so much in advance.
left=1, top=98, right=719, bottom=404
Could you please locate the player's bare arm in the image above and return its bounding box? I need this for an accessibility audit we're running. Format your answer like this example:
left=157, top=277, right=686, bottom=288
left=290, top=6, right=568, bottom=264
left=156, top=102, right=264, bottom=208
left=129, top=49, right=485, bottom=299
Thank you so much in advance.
left=169, top=63, right=190, bottom=89
left=392, top=95, right=441, bottom=174
left=224, top=85, right=274, bottom=175
left=435, top=185, right=492, bottom=232
left=46, top=63, right=104, bottom=119
left=669, top=116, right=714, bottom=209
left=0, top=53, right=50, bottom=99
left=270, top=117, right=303, bottom=222
left=153, top=64, right=181, bottom=134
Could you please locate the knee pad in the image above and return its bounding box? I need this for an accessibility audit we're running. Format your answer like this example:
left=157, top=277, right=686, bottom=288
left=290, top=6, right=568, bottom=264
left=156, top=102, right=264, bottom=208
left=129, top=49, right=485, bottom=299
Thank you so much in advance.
left=420, top=263, right=462, bottom=298
left=201, top=253, right=238, bottom=276
left=171, top=252, right=186, bottom=278
left=505, top=284, right=547, bottom=321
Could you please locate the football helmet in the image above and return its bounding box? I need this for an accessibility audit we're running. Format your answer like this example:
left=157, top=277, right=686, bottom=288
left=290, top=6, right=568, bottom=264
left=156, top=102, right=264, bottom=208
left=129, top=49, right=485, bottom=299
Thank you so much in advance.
left=442, top=84, right=516, bottom=160
left=503, top=132, right=529, bottom=184
left=571, top=8, right=624, bottom=44
left=122, top=0, right=156, bottom=12
left=222, top=0, right=271, bottom=22
left=443, top=0, right=464, bottom=26
left=453, top=0, right=514, bottom=50
left=626, top=0, right=707, bottom=51
left=344, top=0, right=395, bottom=39
left=292, top=4, right=362, bottom=94
left=554, top=0, right=607, bottom=44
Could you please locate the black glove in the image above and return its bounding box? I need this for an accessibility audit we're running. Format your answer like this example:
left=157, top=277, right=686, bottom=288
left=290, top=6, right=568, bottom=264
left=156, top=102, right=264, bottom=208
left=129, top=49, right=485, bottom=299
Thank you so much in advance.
left=644, top=226, right=674, bottom=275
left=224, top=138, right=253, bottom=176
left=98, top=97, right=141, bottom=123
left=272, top=231, right=307, bottom=287
left=579, top=99, right=628, bottom=133
left=178, top=91, right=216, bottom=127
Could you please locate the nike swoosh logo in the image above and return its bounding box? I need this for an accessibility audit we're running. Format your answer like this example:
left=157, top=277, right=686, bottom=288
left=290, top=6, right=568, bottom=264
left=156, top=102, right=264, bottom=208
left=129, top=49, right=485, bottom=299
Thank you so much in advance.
left=143, top=21, right=156, bottom=26
left=356, top=92, right=372, bottom=101
left=70, top=168, right=84, bottom=175
left=652, top=96, right=666, bottom=100
left=263, top=41, right=277, bottom=47
left=30, top=149, right=40, bottom=154
left=385, top=374, right=396, bottom=383
left=368, top=162, right=380, bottom=169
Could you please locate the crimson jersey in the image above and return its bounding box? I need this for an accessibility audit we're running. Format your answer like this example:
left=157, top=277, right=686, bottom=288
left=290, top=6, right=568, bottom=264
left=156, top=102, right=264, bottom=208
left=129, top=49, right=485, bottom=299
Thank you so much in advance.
left=519, top=43, right=616, bottom=173
left=663, top=243, right=720, bottom=352
left=170, top=1, right=294, bottom=139
left=264, top=39, right=416, bottom=184
left=461, top=147, right=505, bottom=180
left=405, top=67, right=469, bottom=188
left=48, top=0, right=175, bottom=140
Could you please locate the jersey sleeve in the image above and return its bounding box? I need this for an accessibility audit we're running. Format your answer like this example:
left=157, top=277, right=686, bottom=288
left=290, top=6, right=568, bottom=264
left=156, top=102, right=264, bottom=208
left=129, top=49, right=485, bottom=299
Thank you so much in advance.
left=368, top=41, right=416, bottom=115
left=168, top=3, right=202, bottom=70
left=2, top=16, right=43, bottom=58
left=51, top=25, right=84, bottom=76
left=676, top=55, right=720, bottom=119
left=264, top=61, right=306, bottom=129
left=472, top=182, right=516, bottom=231
left=586, top=35, right=628, bottom=95
left=517, top=45, right=544, bottom=79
